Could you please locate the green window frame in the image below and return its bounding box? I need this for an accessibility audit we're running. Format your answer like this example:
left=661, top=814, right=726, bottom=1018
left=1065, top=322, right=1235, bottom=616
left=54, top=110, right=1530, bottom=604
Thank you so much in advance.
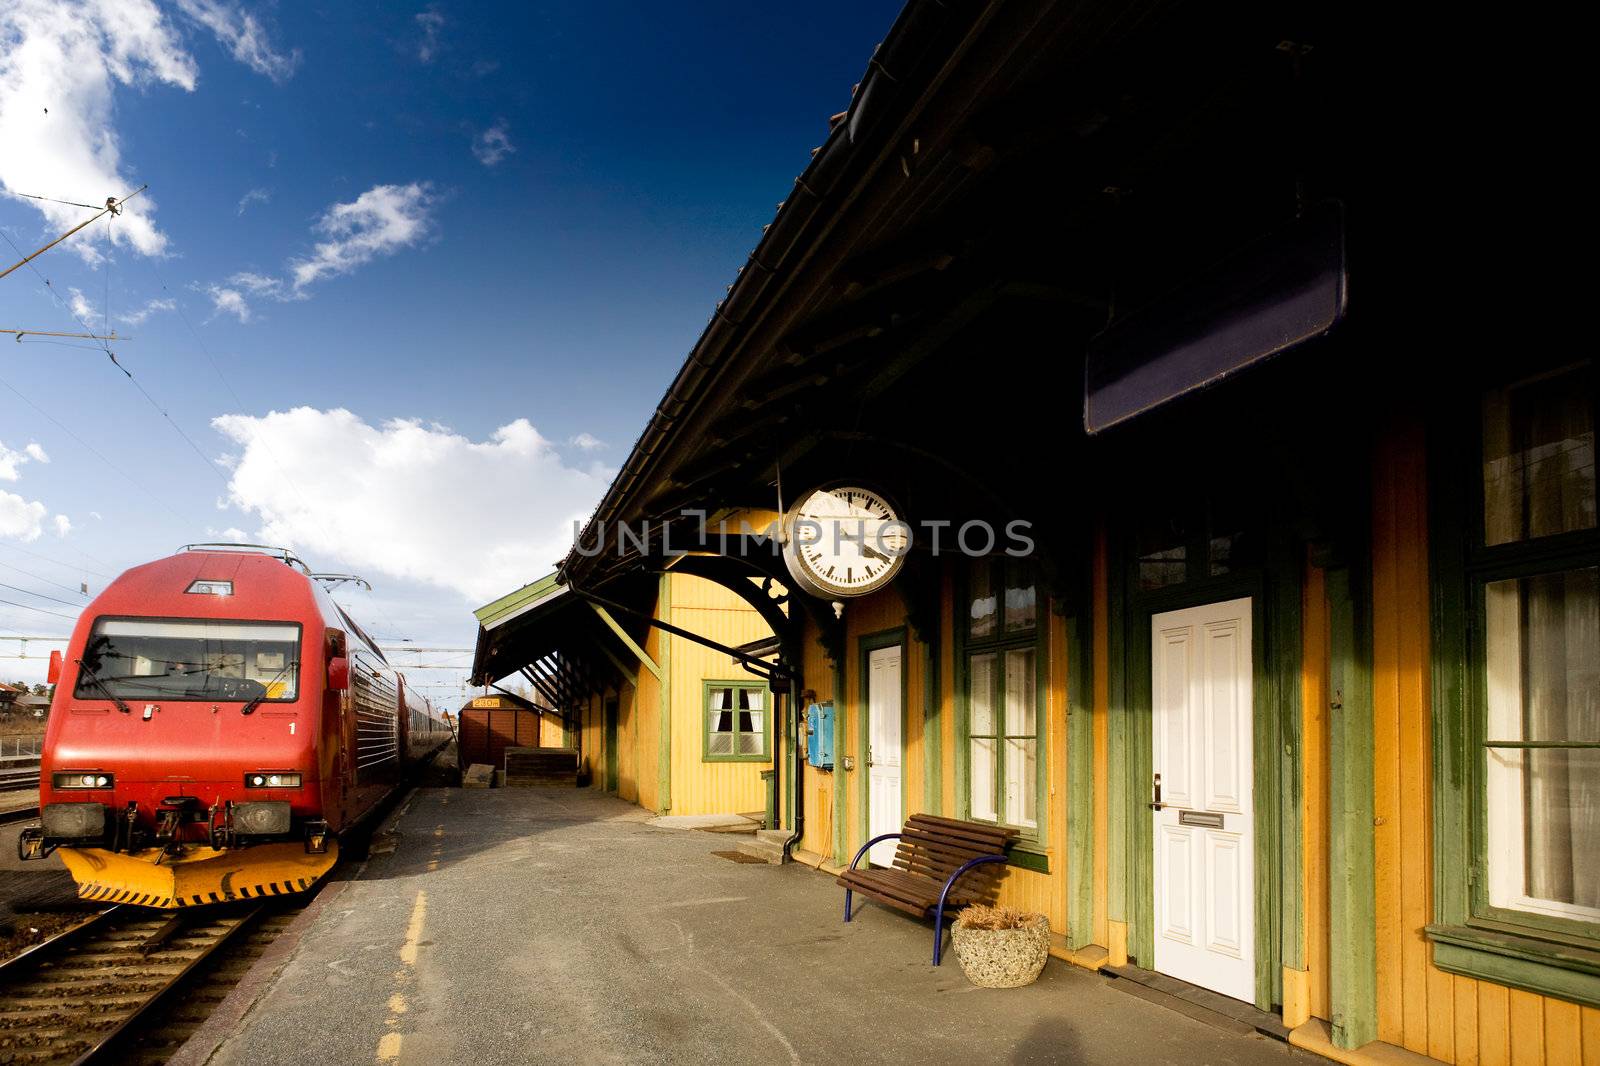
left=1429, top=358, right=1600, bottom=1007
left=957, top=558, right=1047, bottom=850
left=702, top=679, right=771, bottom=762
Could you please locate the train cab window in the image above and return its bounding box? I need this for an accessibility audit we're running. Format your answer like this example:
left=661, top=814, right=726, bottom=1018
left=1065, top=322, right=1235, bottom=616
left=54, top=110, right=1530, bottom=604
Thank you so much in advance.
left=76, top=618, right=301, bottom=702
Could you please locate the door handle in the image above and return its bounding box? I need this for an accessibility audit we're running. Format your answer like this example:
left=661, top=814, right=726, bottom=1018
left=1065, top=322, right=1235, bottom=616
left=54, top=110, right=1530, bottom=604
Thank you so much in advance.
left=1148, top=772, right=1165, bottom=811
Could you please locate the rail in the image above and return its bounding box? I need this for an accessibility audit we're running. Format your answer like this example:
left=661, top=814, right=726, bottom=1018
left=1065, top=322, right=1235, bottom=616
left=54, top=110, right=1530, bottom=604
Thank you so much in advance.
left=0, top=896, right=316, bottom=1064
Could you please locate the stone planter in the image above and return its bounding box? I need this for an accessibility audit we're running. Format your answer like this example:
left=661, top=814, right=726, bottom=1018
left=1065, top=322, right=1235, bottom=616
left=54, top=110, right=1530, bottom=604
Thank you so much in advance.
left=950, top=912, right=1050, bottom=988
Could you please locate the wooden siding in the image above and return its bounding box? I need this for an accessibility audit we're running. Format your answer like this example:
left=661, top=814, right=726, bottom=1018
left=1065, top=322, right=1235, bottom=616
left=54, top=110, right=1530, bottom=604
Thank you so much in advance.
left=1370, top=422, right=1600, bottom=1066
left=665, top=572, right=776, bottom=817
left=1093, top=528, right=1111, bottom=949
left=1302, top=559, right=1332, bottom=1022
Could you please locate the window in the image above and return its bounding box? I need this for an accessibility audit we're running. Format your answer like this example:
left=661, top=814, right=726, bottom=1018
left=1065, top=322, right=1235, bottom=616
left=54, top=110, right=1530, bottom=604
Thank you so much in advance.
left=75, top=618, right=301, bottom=702
left=1431, top=359, right=1600, bottom=1004
left=964, top=559, right=1040, bottom=834
left=704, top=681, right=769, bottom=761
left=1477, top=364, right=1598, bottom=925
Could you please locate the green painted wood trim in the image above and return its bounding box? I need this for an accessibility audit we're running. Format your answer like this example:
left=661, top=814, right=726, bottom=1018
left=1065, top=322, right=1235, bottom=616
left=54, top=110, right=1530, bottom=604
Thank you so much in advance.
left=587, top=601, right=662, bottom=679
left=1273, top=536, right=1306, bottom=977
left=923, top=624, right=941, bottom=815
left=832, top=660, right=847, bottom=866
left=857, top=627, right=908, bottom=853
left=1007, top=847, right=1050, bottom=874
left=1106, top=535, right=1129, bottom=927
left=1426, top=924, right=1600, bottom=1008
left=1065, top=608, right=1095, bottom=949
left=1327, top=565, right=1377, bottom=1049
left=657, top=573, right=672, bottom=814
left=700, top=678, right=774, bottom=762
left=1250, top=589, right=1283, bottom=1012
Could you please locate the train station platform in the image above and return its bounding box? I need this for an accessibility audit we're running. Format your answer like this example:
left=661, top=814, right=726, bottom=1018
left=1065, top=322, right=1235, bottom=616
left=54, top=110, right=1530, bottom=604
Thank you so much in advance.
left=176, top=787, right=1305, bottom=1066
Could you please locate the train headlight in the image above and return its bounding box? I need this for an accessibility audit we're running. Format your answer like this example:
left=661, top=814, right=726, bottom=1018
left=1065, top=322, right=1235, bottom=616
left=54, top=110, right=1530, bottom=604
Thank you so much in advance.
left=52, top=772, right=113, bottom=790
left=245, top=772, right=301, bottom=788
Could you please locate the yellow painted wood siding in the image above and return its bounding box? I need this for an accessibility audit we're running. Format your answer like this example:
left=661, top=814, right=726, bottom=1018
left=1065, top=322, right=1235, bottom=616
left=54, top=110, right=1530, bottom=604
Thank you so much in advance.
left=1371, top=421, right=1600, bottom=1065
left=1093, top=527, right=1111, bottom=948
left=797, top=627, right=837, bottom=860
left=1302, top=559, right=1332, bottom=1022
left=665, top=572, right=776, bottom=816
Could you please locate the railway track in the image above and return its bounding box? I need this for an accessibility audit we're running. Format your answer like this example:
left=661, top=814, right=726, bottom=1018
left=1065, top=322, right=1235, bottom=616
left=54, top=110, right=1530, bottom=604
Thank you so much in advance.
left=0, top=897, right=311, bottom=1065
left=0, top=807, right=39, bottom=827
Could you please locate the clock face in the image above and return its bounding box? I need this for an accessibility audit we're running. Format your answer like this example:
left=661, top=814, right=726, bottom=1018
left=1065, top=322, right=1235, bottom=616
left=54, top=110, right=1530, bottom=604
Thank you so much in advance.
left=781, top=485, right=907, bottom=599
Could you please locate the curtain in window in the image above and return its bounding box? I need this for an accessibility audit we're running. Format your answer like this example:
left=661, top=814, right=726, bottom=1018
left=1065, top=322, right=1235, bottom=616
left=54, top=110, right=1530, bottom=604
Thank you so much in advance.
left=1003, top=648, right=1037, bottom=829
left=1483, top=365, right=1597, bottom=546
left=969, top=653, right=997, bottom=822
left=1486, top=567, right=1600, bottom=915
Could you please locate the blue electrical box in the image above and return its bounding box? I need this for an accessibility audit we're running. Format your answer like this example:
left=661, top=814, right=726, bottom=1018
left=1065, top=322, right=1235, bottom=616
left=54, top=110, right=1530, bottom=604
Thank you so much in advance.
left=806, top=701, right=835, bottom=770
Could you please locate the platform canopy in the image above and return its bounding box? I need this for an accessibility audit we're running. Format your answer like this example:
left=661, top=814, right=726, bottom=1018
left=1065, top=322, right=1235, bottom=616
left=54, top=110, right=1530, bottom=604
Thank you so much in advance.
left=470, top=571, right=658, bottom=719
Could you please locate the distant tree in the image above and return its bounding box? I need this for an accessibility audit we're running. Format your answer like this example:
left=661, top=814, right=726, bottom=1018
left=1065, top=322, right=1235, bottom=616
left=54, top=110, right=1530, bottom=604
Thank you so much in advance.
left=32, top=684, right=51, bottom=697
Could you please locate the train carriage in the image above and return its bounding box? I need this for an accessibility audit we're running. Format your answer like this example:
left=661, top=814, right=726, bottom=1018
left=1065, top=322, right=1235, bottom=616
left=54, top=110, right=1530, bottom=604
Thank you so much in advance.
left=18, top=544, right=449, bottom=907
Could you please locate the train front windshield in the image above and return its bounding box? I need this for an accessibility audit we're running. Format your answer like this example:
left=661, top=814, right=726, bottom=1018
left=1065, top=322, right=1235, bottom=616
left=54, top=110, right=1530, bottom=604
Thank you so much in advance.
left=75, top=619, right=301, bottom=702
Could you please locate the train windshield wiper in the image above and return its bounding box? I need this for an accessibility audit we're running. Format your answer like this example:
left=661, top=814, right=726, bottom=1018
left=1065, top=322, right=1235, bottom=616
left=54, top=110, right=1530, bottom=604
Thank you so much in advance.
left=75, top=661, right=131, bottom=714
left=240, top=661, right=298, bottom=716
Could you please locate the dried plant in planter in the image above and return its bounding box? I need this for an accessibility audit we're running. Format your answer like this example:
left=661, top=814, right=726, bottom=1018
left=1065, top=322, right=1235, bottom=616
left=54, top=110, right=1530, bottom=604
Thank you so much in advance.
left=951, top=904, right=1050, bottom=987
left=955, top=904, right=1035, bottom=931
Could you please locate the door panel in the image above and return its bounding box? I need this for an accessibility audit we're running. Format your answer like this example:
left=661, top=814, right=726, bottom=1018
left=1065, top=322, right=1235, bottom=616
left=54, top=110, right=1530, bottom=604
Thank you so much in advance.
left=867, top=644, right=903, bottom=867
left=1152, top=597, right=1254, bottom=1001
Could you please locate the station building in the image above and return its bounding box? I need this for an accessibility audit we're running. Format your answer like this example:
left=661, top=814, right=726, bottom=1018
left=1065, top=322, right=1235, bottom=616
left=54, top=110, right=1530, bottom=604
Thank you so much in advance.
left=473, top=570, right=779, bottom=818
left=472, top=1, right=1597, bottom=1062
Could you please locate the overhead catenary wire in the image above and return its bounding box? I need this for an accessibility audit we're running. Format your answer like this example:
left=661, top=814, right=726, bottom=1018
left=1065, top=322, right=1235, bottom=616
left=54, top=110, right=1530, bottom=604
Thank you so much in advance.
left=0, top=540, right=109, bottom=580
left=0, top=595, right=79, bottom=621
left=0, top=556, right=90, bottom=595
left=0, top=220, right=231, bottom=491
left=0, top=578, right=85, bottom=608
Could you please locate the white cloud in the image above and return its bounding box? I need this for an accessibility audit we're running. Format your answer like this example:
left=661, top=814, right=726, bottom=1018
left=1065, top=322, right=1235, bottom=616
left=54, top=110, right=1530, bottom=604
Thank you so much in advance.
left=287, top=182, right=435, bottom=291
left=174, top=1, right=298, bottom=83
left=212, top=408, right=610, bottom=602
left=569, top=432, right=606, bottom=451
left=414, top=6, right=445, bottom=63
left=0, top=440, right=48, bottom=481
left=200, top=184, right=435, bottom=322
left=68, top=285, right=173, bottom=327
left=120, top=295, right=175, bottom=324
left=236, top=186, right=270, bottom=215
left=89, top=510, right=103, bottom=520
left=52, top=514, right=71, bottom=537
left=472, top=121, right=514, bottom=166
left=202, top=283, right=251, bottom=322
left=0, top=1, right=296, bottom=261
left=0, top=491, right=49, bottom=542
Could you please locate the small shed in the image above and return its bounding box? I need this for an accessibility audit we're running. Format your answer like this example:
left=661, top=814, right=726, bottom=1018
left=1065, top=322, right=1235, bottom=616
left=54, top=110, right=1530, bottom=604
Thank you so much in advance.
left=456, top=691, right=553, bottom=773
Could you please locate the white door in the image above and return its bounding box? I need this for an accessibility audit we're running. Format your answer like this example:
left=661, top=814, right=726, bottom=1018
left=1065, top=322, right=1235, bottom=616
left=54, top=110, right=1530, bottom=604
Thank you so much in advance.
left=1151, top=598, right=1254, bottom=1001
left=867, top=644, right=903, bottom=867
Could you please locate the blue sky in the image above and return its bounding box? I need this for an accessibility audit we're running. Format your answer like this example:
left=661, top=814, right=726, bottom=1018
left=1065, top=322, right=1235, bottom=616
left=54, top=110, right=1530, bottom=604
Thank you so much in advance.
left=0, top=0, right=902, bottom=696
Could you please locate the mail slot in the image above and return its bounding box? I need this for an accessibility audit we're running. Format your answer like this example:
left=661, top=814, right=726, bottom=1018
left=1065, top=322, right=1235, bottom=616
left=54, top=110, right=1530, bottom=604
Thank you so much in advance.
left=1179, top=810, right=1225, bottom=829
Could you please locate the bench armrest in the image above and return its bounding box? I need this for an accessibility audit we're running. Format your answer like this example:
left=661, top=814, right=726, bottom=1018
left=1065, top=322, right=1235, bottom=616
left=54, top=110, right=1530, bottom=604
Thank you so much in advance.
left=932, top=853, right=1009, bottom=966
left=847, top=832, right=904, bottom=872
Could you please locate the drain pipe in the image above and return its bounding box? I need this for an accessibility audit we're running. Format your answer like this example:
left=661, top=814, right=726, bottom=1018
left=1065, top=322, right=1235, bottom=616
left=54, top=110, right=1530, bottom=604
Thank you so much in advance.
left=782, top=671, right=805, bottom=860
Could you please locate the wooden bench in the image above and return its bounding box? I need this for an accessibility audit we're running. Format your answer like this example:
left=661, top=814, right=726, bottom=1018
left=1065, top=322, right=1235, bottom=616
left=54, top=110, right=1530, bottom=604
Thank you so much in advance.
left=837, top=814, right=1018, bottom=965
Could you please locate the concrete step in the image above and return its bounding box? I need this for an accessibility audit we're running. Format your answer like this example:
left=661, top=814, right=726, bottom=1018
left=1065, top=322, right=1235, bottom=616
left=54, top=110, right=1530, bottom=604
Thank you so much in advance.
left=734, top=830, right=789, bottom=865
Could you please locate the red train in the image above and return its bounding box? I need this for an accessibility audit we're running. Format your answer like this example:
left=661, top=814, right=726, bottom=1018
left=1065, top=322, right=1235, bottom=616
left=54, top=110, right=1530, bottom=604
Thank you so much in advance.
left=19, top=544, right=450, bottom=907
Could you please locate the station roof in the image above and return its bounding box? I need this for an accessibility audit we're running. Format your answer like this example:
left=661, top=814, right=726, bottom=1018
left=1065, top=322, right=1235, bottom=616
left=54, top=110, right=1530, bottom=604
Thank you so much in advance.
left=473, top=572, right=565, bottom=632
left=555, top=0, right=1348, bottom=591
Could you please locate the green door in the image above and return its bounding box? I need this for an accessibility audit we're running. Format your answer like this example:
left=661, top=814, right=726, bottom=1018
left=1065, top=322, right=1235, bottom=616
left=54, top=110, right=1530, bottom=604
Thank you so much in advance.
left=604, top=697, right=619, bottom=792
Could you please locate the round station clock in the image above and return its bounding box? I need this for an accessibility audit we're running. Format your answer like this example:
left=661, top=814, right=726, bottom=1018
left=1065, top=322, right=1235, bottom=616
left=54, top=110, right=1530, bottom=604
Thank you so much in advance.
left=781, top=484, right=908, bottom=599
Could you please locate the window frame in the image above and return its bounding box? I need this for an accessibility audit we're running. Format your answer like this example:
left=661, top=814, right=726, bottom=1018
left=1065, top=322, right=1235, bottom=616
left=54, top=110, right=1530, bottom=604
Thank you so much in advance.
left=956, top=557, right=1047, bottom=850
left=1428, top=359, right=1600, bottom=1007
left=701, top=678, right=772, bottom=763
